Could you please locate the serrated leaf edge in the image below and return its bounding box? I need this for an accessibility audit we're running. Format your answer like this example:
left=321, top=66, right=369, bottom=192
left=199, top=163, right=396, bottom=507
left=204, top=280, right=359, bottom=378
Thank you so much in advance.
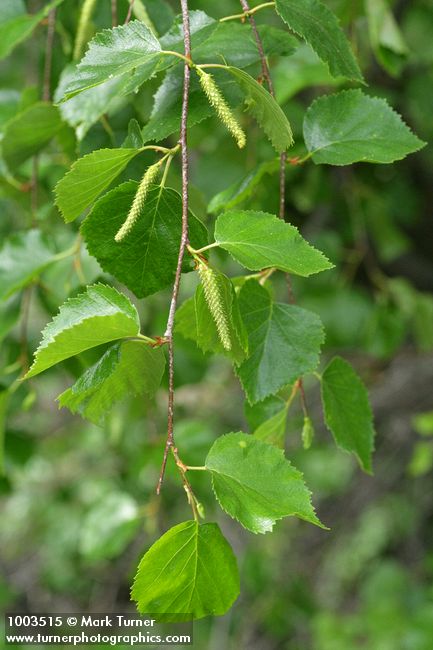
left=215, top=209, right=334, bottom=276
left=304, top=88, right=427, bottom=163
left=206, top=432, right=327, bottom=533
left=25, top=283, right=139, bottom=379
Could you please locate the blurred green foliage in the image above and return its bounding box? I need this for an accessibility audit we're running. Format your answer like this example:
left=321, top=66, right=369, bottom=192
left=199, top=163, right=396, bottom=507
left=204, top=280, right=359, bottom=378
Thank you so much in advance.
left=0, top=0, right=433, bottom=648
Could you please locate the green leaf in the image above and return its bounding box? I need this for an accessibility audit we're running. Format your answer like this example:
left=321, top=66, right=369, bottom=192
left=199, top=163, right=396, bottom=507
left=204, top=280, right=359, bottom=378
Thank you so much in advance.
left=131, top=520, right=239, bottom=621
left=0, top=90, right=20, bottom=131
left=55, top=64, right=127, bottom=141
left=275, top=0, right=364, bottom=82
left=175, top=276, right=248, bottom=365
left=0, top=388, right=10, bottom=475
left=63, top=21, right=163, bottom=100
left=0, top=230, right=57, bottom=301
left=141, top=68, right=215, bottom=144
left=0, top=0, right=65, bottom=61
left=25, top=284, right=140, bottom=379
left=208, top=159, right=280, bottom=214
left=0, top=298, right=20, bottom=342
left=365, top=0, right=408, bottom=77
left=0, top=0, right=26, bottom=22
left=321, top=356, right=376, bottom=473
left=194, top=270, right=248, bottom=364
left=214, top=210, right=333, bottom=276
left=160, top=10, right=217, bottom=52
left=245, top=395, right=286, bottom=431
left=237, top=281, right=324, bottom=403
left=194, top=23, right=297, bottom=68
left=58, top=341, right=165, bottom=426
left=206, top=432, right=324, bottom=533
left=254, top=407, right=288, bottom=447
left=122, top=119, right=145, bottom=149
left=227, top=66, right=293, bottom=152
left=273, top=44, right=341, bottom=105
left=304, top=89, right=426, bottom=165
left=55, top=148, right=141, bottom=223
left=79, top=492, right=141, bottom=562
left=175, top=297, right=197, bottom=339
left=81, top=183, right=208, bottom=298
left=1, top=102, right=63, bottom=169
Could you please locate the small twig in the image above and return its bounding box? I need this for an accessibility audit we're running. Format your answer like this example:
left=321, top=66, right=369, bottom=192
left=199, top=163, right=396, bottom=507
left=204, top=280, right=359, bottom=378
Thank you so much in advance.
left=125, top=0, right=135, bottom=24
left=43, top=8, right=56, bottom=102
left=31, top=156, right=38, bottom=224
left=157, top=0, right=192, bottom=496
left=298, top=379, right=308, bottom=417
left=111, top=0, right=118, bottom=26
left=221, top=2, right=275, bottom=23
left=19, top=287, right=33, bottom=374
left=238, top=0, right=286, bottom=219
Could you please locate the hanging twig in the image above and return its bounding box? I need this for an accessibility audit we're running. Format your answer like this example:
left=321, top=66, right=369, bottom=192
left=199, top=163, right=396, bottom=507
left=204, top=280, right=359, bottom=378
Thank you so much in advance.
left=157, top=0, right=192, bottom=496
left=43, top=9, right=56, bottom=102
left=111, top=0, right=118, bottom=26
left=240, top=0, right=303, bottom=392
left=238, top=0, right=286, bottom=219
left=125, top=0, right=135, bottom=24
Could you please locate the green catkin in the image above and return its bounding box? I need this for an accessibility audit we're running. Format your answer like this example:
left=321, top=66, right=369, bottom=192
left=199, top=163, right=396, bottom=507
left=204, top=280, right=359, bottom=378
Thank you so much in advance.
left=197, top=69, right=246, bottom=149
left=115, top=162, right=161, bottom=242
left=73, top=0, right=98, bottom=61
left=302, top=416, right=314, bottom=450
left=198, top=264, right=232, bottom=351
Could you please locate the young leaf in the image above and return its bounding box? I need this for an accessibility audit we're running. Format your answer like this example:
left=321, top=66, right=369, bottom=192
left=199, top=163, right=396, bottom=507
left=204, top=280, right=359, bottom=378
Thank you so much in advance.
left=365, top=0, right=408, bottom=77
left=0, top=0, right=65, bottom=61
left=79, top=492, right=140, bottom=563
left=195, top=270, right=248, bottom=364
left=205, top=432, right=324, bottom=533
left=2, top=102, right=63, bottom=169
left=122, top=119, right=145, bottom=149
left=175, top=296, right=197, bottom=340
left=275, top=0, right=364, bottom=82
left=304, top=89, right=426, bottom=165
left=321, top=356, right=376, bottom=473
left=55, top=64, right=126, bottom=141
left=194, top=23, right=297, bottom=68
left=208, top=159, right=280, bottom=214
left=237, top=281, right=324, bottom=403
left=25, top=284, right=140, bottom=379
left=160, top=10, right=217, bottom=52
left=254, top=407, right=288, bottom=448
left=62, top=21, right=163, bottom=100
left=227, top=66, right=293, bottom=152
left=131, top=521, right=239, bottom=621
left=141, top=67, right=214, bottom=144
left=245, top=395, right=287, bottom=431
left=55, top=148, right=142, bottom=223
left=81, top=182, right=208, bottom=298
left=0, top=230, right=57, bottom=301
left=58, top=341, right=165, bottom=426
left=214, top=210, right=333, bottom=277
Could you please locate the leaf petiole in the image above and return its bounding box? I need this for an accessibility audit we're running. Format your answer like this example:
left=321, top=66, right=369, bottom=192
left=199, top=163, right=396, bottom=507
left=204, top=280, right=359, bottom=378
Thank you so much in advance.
left=220, top=2, right=275, bottom=23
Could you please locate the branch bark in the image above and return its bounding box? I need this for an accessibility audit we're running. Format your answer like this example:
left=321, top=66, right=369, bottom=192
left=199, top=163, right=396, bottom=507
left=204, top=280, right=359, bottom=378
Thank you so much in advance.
left=238, top=0, right=287, bottom=219
left=43, top=9, right=56, bottom=102
left=157, top=0, right=192, bottom=495
left=125, top=0, right=135, bottom=24
left=111, top=0, right=118, bottom=27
